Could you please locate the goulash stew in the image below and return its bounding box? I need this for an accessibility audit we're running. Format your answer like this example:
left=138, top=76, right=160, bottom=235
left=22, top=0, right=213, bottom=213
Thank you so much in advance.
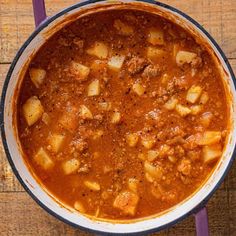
left=17, top=10, right=229, bottom=220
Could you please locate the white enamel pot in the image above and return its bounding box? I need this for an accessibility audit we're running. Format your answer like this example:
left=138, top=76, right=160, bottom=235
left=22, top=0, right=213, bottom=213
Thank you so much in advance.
left=1, top=0, right=236, bottom=235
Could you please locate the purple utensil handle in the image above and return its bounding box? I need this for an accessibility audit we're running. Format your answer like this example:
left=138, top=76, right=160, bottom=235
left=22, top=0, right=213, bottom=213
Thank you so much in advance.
left=195, top=207, right=209, bottom=236
left=32, top=0, right=47, bottom=27
left=31, top=1, right=210, bottom=235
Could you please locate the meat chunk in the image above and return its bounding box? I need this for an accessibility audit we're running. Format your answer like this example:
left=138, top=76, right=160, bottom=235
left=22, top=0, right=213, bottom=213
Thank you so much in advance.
left=177, top=159, right=191, bottom=176
left=113, top=191, right=139, bottom=215
left=127, top=56, right=148, bottom=75
left=142, top=64, right=161, bottom=78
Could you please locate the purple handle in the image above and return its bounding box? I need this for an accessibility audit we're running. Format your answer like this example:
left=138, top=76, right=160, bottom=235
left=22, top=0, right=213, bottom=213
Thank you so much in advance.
left=32, top=0, right=47, bottom=27
left=194, top=207, right=209, bottom=236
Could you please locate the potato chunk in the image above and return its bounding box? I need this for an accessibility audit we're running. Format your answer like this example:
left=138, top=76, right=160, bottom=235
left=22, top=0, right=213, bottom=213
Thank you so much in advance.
left=87, top=79, right=100, bottom=96
left=48, top=133, right=65, bottom=153
left=113, top=20, right=133, bottom=36
left=144, top=161, right=163, bottom=180
left=164, top=96, right=178, bottom=110
left=126, top=133, right=139, bottom=147
left=23, top=96, right=44, bottom=126
left=62, top=158, right=80, bottom=175
left=98, top=102, right=112, bottom=111
left=86, top=42, right=108, bottom=59
left=84, top=180, right=100, bottom=191
left=198, top=131, right=221, bottom=145
left=70, top=61, right=90, bottom=81
left=108, top=55, right=125, bottom=71
left=34, top=147, right=54, bottom=170
left=200, top=112, right=213, bottom=128
left=147, top=150, right=159, bottom=162
left=202, top=144, right=222, bottom=163
left=147, top=47, right=165, bottom=60
left=190, top=105, right=203, bottom=115
left=176, top=51, right=198, bottom=66
left=132, top=83, right=145, bottom=96
left=175, top=104, right=191, bottom=117
left=147, top=28, right=164, bottom=45
left=141, top=136, right=156, bottom=149
left=128, top=178, right=138, bottom=193
left=186, top=85, right=202, bottom=103
left=79, top=105, right=93, bottom=119
left=111, top=111, right=121, bottom=124
left=29, top=68, right=46, bottom=88
left=113, top=191, right=139, bottom=215
left=74, top=201, right=86, bottom=213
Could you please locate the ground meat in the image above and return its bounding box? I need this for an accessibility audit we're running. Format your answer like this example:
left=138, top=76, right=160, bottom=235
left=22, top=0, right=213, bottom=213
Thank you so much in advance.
left=70, top=138, right=88, bottom=152
left=127, top=56, right=148, bottom=75
left=177, top=159, right=191, bottom=176
left=142, top=64, right=161, bottom=78
left=191, top=56, right=202, bottom=68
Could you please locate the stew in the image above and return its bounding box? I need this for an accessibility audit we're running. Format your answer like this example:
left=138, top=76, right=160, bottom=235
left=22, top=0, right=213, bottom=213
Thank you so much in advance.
left=17, top=9, right=229, bottom=220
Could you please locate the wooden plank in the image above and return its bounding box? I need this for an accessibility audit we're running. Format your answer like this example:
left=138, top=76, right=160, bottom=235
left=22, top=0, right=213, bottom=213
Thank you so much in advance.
left=0, top=0, right=236, bottom=62
left=0, top=190, right=233, bottom=235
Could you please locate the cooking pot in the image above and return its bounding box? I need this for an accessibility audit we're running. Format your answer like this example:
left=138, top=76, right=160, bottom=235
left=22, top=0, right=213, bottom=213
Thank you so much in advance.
left=1, top=0, right=236, bottom=235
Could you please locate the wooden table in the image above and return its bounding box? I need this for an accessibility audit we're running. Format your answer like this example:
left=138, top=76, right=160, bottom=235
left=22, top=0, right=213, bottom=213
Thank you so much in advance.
left=0, top=0, right=236, bottom=235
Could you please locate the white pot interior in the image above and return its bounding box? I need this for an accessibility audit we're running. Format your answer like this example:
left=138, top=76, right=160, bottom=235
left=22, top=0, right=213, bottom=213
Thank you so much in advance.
left=2, top=0, right=236, bottom=234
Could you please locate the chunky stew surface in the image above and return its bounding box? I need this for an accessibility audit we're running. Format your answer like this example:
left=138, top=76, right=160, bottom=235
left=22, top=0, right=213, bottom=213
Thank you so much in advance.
left=17, top=10, right=229, bottom=220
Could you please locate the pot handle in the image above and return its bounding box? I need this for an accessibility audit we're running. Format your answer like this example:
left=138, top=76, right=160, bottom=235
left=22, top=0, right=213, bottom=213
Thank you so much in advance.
left=32, top=0, right=47, bottom=27
left=194, top=206, right=209, bottom=236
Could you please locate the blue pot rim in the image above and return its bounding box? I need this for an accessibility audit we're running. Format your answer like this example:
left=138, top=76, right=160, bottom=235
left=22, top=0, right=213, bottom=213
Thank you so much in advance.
left=1, top=0, right=236, bottom=235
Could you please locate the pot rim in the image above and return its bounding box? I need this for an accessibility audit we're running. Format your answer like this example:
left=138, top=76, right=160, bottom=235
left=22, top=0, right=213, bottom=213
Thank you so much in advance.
left=1, top=0, right=236, bottom=235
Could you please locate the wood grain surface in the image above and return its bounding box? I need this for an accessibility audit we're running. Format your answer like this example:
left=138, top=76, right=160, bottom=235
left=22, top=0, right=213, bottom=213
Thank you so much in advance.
left=0, top=0, right=236, bottom=235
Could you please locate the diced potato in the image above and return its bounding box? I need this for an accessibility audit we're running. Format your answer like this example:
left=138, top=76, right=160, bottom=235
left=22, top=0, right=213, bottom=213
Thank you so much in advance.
left=144, top=161, right=163, bottom=180
left=98, top=102, right=112, bottom=111
left=198, top=131, right=221, bottom=146
left=113, top=20, right=133, bottom=36
left=108, top=55, right=125, bottom=71
left=59, top=105, right=79, bottom=131
left=74, top=201, right=86, bottom=213
left=111, top=111, right=121, bottom=124
left=113, top=191, right=139, bottom=215
left=145, top=172, right=155, bottom=183
left=147, top=28, right=164, bottom=45
left=84, top=180, right=100, bottom=191
left=202, top=144, right=222, bottom=163
left=62, top=158, right=80, bottom=175
left=132, top=83, right=145, bottom=96
left=48, top=133, right=65, bottom=153
left=175, top=104, right=191, bottom=117
left=176, top=50, right=198, bottom=66
left=147, top=47, right=165, bottom=60
left=29, top=68, right=46, bottom=88
left=34, top=147, right=54, bottom=170
left=168, top=156, right=177, bottom=163
left=190, top=105, right=203, bottom=115
left=200, top=112, right=213, bottom=128
left=141, top=136, right=156, bottom=149
left=79, top=105, right=93, bottom=119
left=147, top=150, right=159, bottom=162
left=164, top=96, right=178, bottom=110
left=159, top=144, right=172, bottom=157
left=87, top=79, right=100, bottom=96
left=161, top=73, right=170, bottom=84
left=23, top=96, right=44, bottom=126
left=70, top=61, right=90, bottom=81
left=186, top=85, right=202, bottom=103
left=200, top=91, right=209, bottom=104
left=86, top=42, right=108, bottom=59
left=41, top=112, right=50, bottom=125
left=128, top=178, right=138, bottom=193
left=126, top=133, right=139, bottom=147
left=92, top=130, right=104, bottom=140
